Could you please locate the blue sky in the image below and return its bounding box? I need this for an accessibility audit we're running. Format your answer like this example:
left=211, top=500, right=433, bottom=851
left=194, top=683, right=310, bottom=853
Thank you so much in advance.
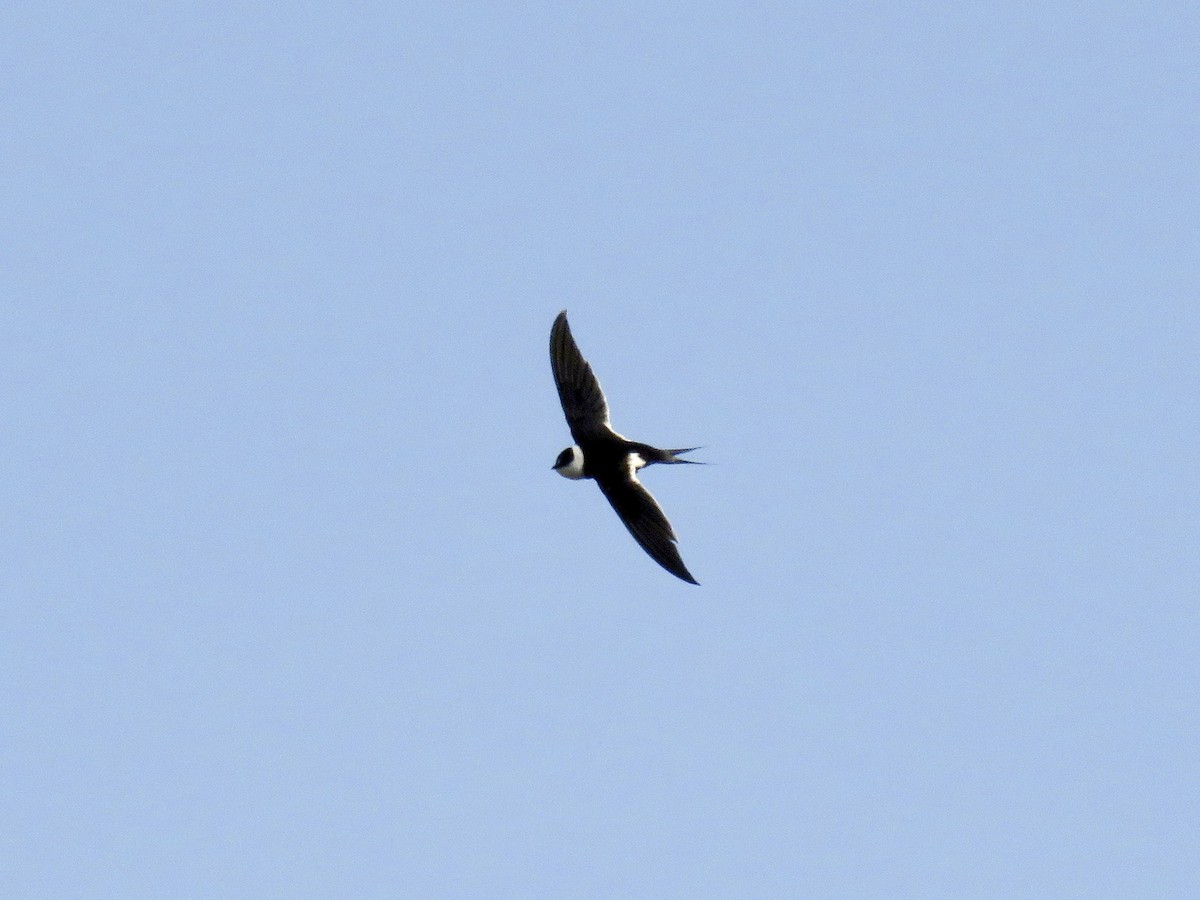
left=4, top=2, right=1198, bottom=896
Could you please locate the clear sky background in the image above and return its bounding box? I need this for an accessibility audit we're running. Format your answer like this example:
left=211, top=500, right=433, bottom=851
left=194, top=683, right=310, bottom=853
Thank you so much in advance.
left=4, top=2, right=1198, bottom=897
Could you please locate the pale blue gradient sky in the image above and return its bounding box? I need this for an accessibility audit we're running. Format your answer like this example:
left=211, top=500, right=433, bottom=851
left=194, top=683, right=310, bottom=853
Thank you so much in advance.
left=4, top=2, right=1198, bottom=897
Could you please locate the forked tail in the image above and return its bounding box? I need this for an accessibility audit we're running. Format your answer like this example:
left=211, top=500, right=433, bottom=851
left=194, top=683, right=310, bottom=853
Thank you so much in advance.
left=666, top=447, right=705, bottom=464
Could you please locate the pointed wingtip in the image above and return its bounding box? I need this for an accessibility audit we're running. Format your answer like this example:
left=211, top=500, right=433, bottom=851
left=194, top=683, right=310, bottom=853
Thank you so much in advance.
left=673, top=563, right=700, bottom=585
left=552, top=310, right=570, bottom=338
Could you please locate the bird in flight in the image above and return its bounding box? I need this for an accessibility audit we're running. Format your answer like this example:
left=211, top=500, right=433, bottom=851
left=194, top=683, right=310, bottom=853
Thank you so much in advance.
left=549, top=310, right=702, bottom=584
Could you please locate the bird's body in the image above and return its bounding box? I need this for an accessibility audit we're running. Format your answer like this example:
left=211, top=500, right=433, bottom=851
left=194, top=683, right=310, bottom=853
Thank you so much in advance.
left=549, top=310, right=702, bottom=585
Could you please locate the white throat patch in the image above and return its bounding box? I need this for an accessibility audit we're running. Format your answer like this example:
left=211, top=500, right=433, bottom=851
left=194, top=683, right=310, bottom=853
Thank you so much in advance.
left=555, top=445, right=586, bottom=480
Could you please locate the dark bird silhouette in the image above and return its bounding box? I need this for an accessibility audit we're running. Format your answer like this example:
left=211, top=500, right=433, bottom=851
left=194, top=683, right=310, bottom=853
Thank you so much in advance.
left=549, top=310, right=702, bottom=584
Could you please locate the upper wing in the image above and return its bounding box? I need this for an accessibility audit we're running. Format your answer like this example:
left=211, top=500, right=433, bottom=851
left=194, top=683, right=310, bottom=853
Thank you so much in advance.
left=596, top=467, right=699, bottom=585
left=550, top=310, right=613, bottom=442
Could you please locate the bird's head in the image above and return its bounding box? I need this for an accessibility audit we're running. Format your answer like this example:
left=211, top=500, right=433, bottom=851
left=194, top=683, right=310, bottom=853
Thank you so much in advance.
left=552, top=445, right=586, bottom=480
